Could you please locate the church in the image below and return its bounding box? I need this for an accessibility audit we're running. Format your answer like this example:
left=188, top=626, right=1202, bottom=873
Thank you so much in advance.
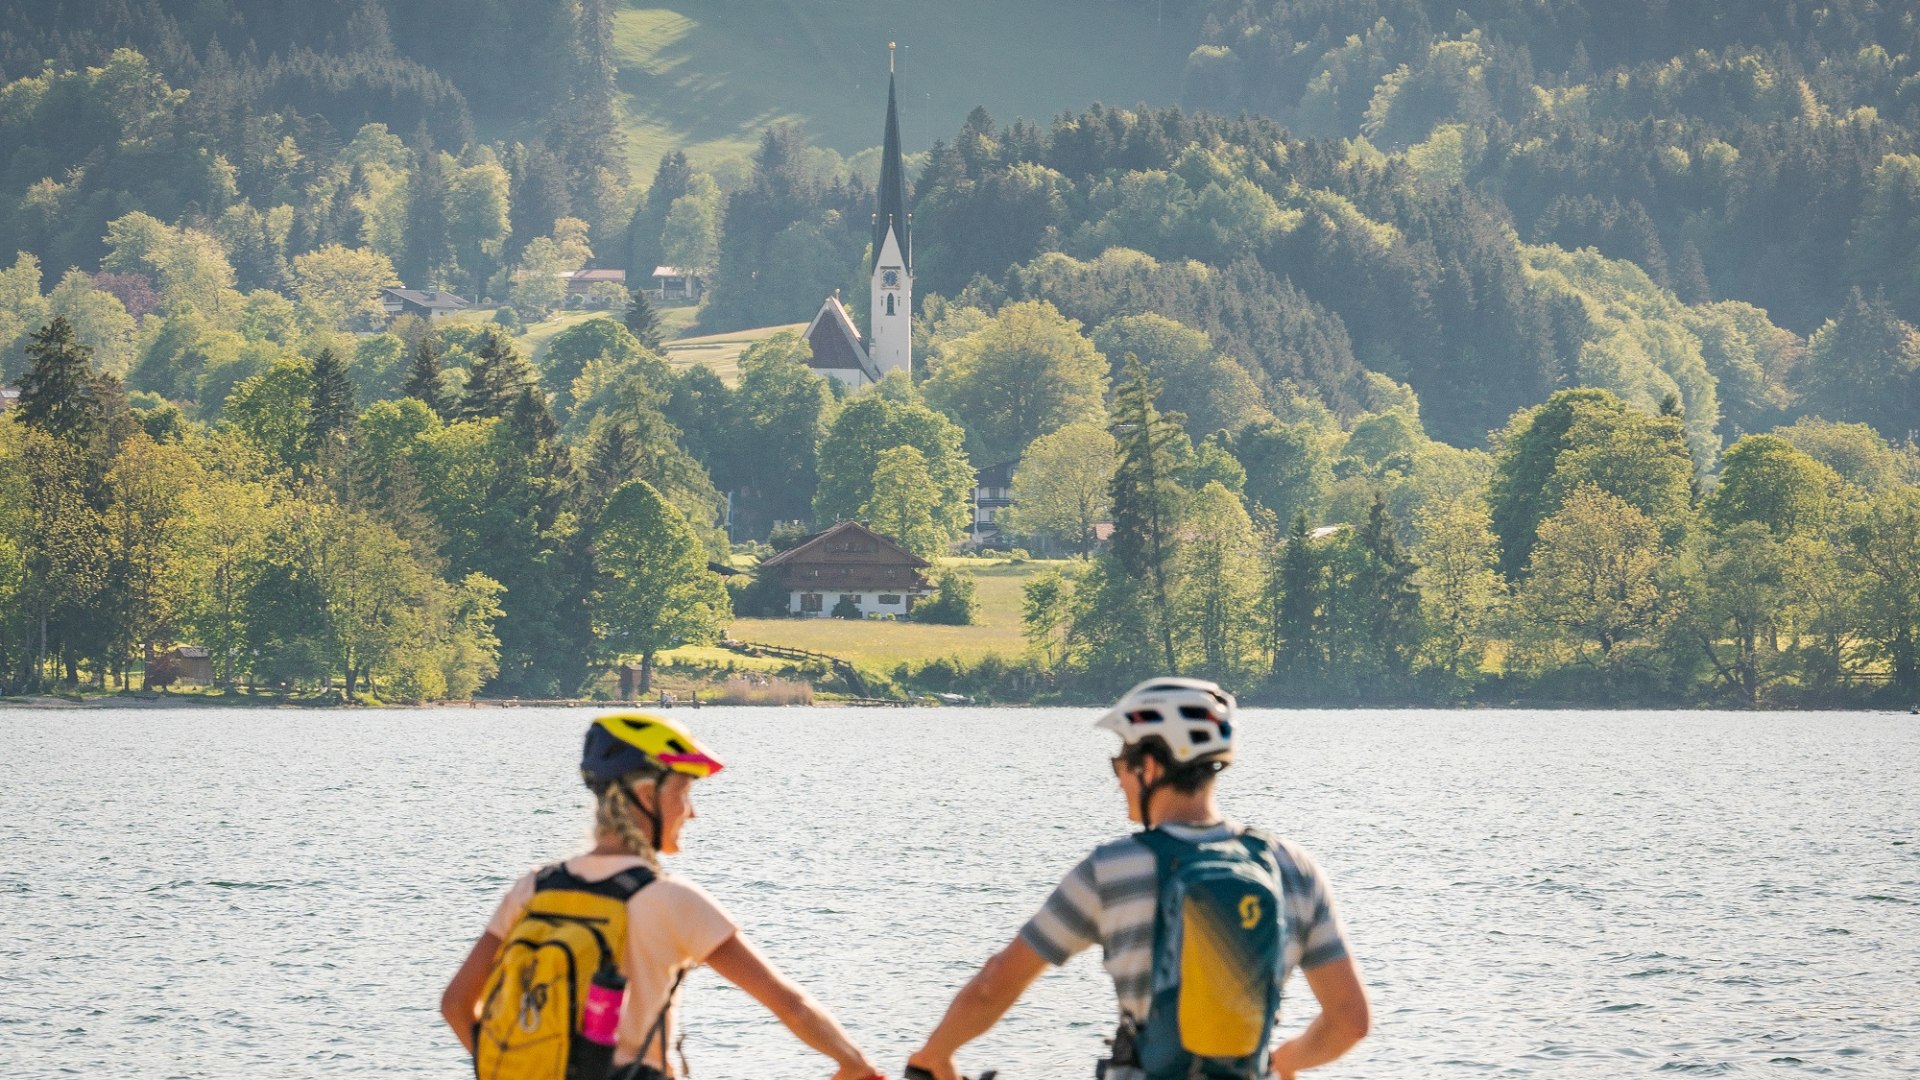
left=804, top=59, right=913, bottom=387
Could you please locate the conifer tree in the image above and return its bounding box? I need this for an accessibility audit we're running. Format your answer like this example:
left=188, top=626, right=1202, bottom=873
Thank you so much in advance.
left=623, top=289, right=666, bottom=351
left=401, top=130, right=450, bottom=285
left=307, top=348, right=355, bottom=452
left=16, top=317, right=103, bottom=445
left=402, top=338, right=448, bottom=417
left=1352, top=495, right=1425, bottom=684
left=459, top=329, right=537, bottom=420
left=1272, top=512, right=1321, bottom=680
left=1108, top=354, right=1186, bottom=672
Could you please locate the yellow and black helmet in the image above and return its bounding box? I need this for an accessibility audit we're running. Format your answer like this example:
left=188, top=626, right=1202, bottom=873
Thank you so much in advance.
left=581, top=713, right=726, bottom=791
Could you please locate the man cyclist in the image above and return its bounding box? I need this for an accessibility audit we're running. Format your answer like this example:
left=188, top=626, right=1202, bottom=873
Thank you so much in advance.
left=906, top=678, right=1370, bottom=1079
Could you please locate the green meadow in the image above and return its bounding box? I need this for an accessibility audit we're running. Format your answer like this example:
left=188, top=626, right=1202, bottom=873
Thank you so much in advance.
left=610, top=0, right=1195, bottom=172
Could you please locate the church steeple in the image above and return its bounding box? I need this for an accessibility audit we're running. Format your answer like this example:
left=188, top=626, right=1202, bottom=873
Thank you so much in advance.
left=872, top=66, right=910, bottom=274
left=867, top=46, right=913, bottom=379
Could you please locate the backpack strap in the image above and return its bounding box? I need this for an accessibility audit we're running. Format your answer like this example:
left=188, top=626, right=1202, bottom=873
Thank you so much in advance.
left=533, top=860, right=659, bottom=901
left=1235, top=826, right=1280, bottom=871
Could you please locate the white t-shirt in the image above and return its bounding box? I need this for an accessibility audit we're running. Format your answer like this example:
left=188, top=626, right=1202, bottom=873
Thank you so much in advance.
left=486, top=854, right=739, bottom=1072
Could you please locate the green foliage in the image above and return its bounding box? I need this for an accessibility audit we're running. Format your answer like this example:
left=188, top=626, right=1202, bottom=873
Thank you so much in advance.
left=814, top=393, right=973, bottom=541
left=1771, top=418, right=1915, bottom=494
left=914, top=570, right=977, bottom=626
left=1021, top=568, right=1073, bottom=669
left=540, top=317, right=654, bottom=419
left=1705, top=435, right=1841, bottom=538
left=1799, top=290, right=1920, bottom=441
left=1090, top=313, right=1269, bottom=438
left=623, top=291, right=666, bottom=352
left=591, top=479, right=730, bottom=692
left=1512, top=486, right=1671, bottom=685
left=1490, top=388, right=1629, bottom=576
left=17, top=317, right=104, bottom=447
left=1107, top=356, right=1189, bottom=672
left=458, top=329, right=538, bottom=421
left=860, top=446, right=949, bottom=562
left=1843, top=488, right=1920, bottom=695
left=1178, top=482, right=1261, bottom=683
left=1005, top=421, right=1116, bottom=556
left=923, top=300, right=1108, bottom=466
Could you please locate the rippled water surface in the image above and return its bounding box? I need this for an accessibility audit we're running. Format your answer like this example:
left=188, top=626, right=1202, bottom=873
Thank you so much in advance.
left=2, top=707, right=1916, bottom=1078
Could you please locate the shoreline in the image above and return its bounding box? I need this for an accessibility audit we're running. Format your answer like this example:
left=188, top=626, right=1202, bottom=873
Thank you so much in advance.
left=2, top=693, right=1915, bottom=713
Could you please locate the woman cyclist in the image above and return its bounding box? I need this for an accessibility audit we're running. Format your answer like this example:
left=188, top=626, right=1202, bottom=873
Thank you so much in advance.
left=442, top=713, right=883, bottom=1080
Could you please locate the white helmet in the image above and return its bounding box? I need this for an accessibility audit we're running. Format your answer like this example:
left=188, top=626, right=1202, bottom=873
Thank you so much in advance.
left=1095, top=677, right=1237, bottom=764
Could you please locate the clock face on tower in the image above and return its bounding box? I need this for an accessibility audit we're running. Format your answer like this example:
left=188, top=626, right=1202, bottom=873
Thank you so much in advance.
left=881, top=268, right=901, bottom=289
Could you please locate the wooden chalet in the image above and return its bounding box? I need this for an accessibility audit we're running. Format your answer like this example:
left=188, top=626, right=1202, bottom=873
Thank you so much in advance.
left=757, top=520, right=932, bottom=618
left=381, top=288, right=471, bottom=323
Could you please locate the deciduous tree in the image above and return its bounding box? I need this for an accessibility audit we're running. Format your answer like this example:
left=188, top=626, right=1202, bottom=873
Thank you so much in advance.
left=1005, top=421, right=1116, bottom=555
left=861, top=446, right=948, bottom=561
left=924, top=300, right=1108, bottom=466
left=591, top=479, right=729, bottom=692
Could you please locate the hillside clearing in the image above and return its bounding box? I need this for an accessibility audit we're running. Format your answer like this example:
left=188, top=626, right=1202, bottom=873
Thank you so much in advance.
left=611, top=0, right=1194, bottom=173
left=661, top=322, right=807, bottom=384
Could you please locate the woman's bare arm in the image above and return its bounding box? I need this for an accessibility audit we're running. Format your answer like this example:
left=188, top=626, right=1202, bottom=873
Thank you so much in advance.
left=703, top=931, right=881, bottom=1080
left=441, top=931, right=501, bottom=1056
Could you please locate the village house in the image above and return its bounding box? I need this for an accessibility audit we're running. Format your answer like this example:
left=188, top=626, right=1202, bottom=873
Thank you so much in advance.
left=651, top=266, right=704, bottom=302
left=381, top=288, right=471, bottom=323
left=756, top=520, right=932, bottom=618
left=971, top=461, right=1016, bottom=542
left=559, top=268, right=628, bottom=306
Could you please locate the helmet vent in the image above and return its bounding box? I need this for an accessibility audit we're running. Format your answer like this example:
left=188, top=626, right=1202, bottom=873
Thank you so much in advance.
left=1129, top=709, right=1165, bottom=724
left=1191, top=729, right=1212, bottom=744
left=1178, top=705, right=1213, bottom=720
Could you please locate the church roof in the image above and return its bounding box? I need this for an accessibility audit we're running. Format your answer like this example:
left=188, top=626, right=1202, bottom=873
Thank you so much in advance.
left=803, top=295, right=877, bottom=378
left=872, top=73, right=910, bottom=274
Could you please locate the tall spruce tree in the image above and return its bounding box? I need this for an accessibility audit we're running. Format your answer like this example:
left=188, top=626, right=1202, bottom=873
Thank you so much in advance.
left=401, top=131, right=451, bottom=286
left=1352, top=495, right=1425, bottom=686
left=402, top=338, right=449, bottom=417
left=1273, top=512, right=1321, bottom=681
left=460, top=329, right=537, bottom=420
left=1108, top=354, right=1186, bottom=672
left=308, top=349, right=355, bottom=451
left=16, top=317, right=103, bottom=445
left=623, top=289, right=666, bottom=351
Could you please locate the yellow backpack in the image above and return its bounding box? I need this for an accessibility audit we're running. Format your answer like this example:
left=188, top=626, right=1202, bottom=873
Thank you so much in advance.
left=476, top=862, right=656, bottom=1080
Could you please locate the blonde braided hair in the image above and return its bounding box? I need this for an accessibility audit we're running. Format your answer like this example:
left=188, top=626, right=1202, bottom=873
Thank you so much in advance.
left=593, top=770, right=662, bottom=868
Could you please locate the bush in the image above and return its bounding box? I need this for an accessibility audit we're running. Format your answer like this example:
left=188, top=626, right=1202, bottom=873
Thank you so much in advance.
left=768, top=520, right=812, bottom=552
left=728, top=571, right=790, bottom=617
left=914, top=571, right=976, bottom=625
left=1008, top=548, right=1031, bottom=563
left=830, top=595, right=863, bottom=619
left=491, top=306, right=524, bottom=332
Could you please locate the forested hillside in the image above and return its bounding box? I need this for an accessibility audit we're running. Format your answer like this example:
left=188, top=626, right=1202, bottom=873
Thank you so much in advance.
left=4, top=0, right=1920, bottom=706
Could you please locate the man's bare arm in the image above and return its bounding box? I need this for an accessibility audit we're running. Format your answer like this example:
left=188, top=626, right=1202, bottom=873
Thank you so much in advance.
left=1268, top=954, right=1370, bottom=1078
left=906, top=937, right=1052, bottom=1080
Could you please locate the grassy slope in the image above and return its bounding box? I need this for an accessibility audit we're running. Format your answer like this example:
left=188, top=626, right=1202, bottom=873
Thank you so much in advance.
left=492, top=308, right=792, bottom=383
left=718, top=557, right=1073, bottom=668
left=611, top=0, right=1195, bottom=174
left=660, top=321, right=805, bottom=383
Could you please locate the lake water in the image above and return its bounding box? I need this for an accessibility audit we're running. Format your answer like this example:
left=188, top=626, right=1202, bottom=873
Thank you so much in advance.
left=1, top=706, right=1915, bottom=1078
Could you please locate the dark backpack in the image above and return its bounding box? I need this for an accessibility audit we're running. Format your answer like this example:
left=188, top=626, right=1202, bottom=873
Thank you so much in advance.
left=1133, top=827, right=1286, bottom=1080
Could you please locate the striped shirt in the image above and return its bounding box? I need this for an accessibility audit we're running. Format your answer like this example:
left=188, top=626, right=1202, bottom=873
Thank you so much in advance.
left=1018, top=821, right=1349, bottom=1023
